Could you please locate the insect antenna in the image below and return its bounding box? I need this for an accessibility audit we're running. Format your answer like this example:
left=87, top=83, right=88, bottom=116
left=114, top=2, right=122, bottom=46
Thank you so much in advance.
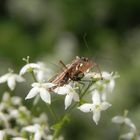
left=94, top=62, right=103, bottom=80
left=83, top=33, right=91, bottom=55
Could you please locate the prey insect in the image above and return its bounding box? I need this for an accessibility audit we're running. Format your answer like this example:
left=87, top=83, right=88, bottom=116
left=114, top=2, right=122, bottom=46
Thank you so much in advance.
left=49, top=56, right=102, bottom=88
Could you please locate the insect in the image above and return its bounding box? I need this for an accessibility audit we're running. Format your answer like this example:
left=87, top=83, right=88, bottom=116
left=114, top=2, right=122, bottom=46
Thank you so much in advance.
left=49, top=56, right=102, bottom=87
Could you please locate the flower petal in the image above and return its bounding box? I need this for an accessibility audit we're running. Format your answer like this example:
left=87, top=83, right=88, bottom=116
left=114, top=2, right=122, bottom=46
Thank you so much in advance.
left=64, top=93, right=73, bottom=110
left=12, top=137, right=27, bottom=140
left=78, top=104, right=93, bottom=113
left=92, top=90, right=101, bottom=104
left=120, top=132, right=134, bottom=139
left=43, top=83, right=56, bottom=88
left=25, top=87, right=39, bottom=100
left=112, top=116, right=124, bottom=124
left=19, top=63, right=40, bottom=75
left=40, top=88, right=51, bottom=104
left=124, top=118, right=136, bottom=130
left=0, top=130, right=5, bottom=140
left=14, top=74, right=25, bottom=82
left=34, top=131, right=42, bottom=140
left=7, top=75, right=16, bottom=90
left=93, top=110, right=101, bottom=125
left=24, top=124, right=39, bottom=133
left=54, top=86, right=68, bottom=95
left=106, top=79, right=115, bottom=93
left=32, top=82, right=40, bottom=87
left=102, top=72, right=112, bottom=80
left=0, top=73, right=10, bottom=83
left=101, top=93, right=107, bottom=101
left=100, top=102, right=111, bottom=110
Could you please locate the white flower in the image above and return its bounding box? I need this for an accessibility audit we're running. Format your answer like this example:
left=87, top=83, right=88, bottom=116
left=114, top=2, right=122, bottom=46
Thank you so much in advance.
left=25, top=82, right=55, bottom=104
left=120, top=127, right=139, bottom=140
left=112, top=116, right=136, bottom=130
left=112, top=115, right=140, bottom=140
left=84, top=72, right=102, bottom=80
left=0, top=130, right=5, bottom=140
left=88, top=71, right=118, bottom=101
left=121, top=132, right=140, bottom=140
left=54, top=85, right=80, bottom=110
left=0, top=72, right=25, bottom=90
left=120, top=132, right=135, bottom=140
left=23, top=124, right=42, bottom=140
left=33, top=113, right=48, bottom=126
left=11, top=96, right=22, bottom=106
left=78, top=90, right=111, bottom=125
left=34, top=62, right=53, bottom=82
left=19, top=63, right=40, bottom=76
left=102, top=72, right=115, bottom=93
left=12, top=137, right=27, bottom=140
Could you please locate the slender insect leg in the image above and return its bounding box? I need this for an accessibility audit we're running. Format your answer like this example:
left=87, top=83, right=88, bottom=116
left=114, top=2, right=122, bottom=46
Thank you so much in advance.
left=77, top=81, right=86, bottom=93
left=94, top=63, right=103, bottom=80
left=59, top=60, right=68, bottom=70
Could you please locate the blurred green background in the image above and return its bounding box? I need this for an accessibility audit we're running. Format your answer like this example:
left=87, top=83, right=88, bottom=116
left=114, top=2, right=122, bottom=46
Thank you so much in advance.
left=0, top=0, right=140, bottom=140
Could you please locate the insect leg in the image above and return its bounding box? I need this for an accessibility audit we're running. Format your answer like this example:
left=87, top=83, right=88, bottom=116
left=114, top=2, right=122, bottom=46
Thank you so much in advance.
left=94, top=63, right=103, bottom=80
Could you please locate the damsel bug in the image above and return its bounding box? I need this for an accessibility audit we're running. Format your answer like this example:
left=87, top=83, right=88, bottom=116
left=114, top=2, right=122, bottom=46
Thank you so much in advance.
left=49, top=56, right=102, bottom=87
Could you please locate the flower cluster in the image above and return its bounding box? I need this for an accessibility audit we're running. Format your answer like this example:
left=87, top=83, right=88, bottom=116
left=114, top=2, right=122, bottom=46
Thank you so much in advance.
left=112, top=111, right=140, bottom=140
left=0, top=92, right=63, bottom=140
left=77, top=71, right=118, bottom=124
left=0, top=56, right=119, bottom=139
left=18, top=59, right=118, bottom=125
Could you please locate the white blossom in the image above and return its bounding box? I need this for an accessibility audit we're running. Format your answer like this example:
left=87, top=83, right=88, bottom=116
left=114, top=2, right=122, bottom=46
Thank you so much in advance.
left=12, top=137, right=27, bottom=140
left=23, top=124, right=43, bottom=140
left=19, top=63, right=40, bottom=76
left=34, top=62, right=53, bottom=82
left=84, top=72, right=102, bottom=80
left=0, top=112, right=10, bottom=128
left=87, top=71, right=118, bottom=101
left=120, top=132, right=135, bottom=140
left=0, top=72, right=25, bottom=91
left=78, top=90, right=111, bottom=125
left=11, top=96, right=22, bottom=106
left=25, top=82, right=55, bottom=104
left=120, top=127, right=140, bottom=140
left=0, top=130, right=5, bottom=140
left=54, top=85, right=80, bottom=110
left=85, top=71, right=117, bottom=93
left=101, top=72, right=116, bottom=93
left=112, top=115, right=140, bottom=140
left=112, top=116, right=136, bottom=130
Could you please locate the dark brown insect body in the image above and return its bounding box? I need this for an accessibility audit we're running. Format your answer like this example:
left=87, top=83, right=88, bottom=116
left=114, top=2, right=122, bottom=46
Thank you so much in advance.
left=49, top=56, right=94, bottom=87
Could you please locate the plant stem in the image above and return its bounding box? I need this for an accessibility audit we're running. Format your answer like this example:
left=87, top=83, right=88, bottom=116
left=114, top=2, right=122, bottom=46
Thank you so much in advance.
left=47, top=105, right=57, bottom=121
left=31, top=71, right=37, bottom=82
left=52, top=115, right=68, bottom=140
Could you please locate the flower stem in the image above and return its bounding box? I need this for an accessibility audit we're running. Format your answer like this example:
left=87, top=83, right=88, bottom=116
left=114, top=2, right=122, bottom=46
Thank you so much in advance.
left=31, top=71, right=37, bottom=82
left=52, top=115, right=68, bottom=140
left=47, top=105, right=57, bottom=121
